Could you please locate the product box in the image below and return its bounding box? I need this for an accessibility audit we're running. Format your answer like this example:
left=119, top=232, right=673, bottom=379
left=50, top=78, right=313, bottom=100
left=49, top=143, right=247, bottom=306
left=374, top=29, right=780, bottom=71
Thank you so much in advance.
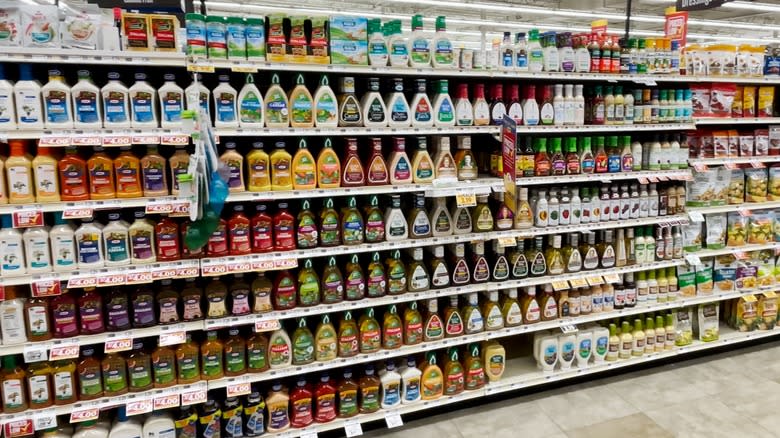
left=287, top=15, right=308, bottom=63
left=122, top=11, right=151, bottom=51
left=59, top=2, right=101, bottom=50
left=308, top=16, right=329, bottom=64
left=266, top=13, right=287, bottom=62
left=329, top=15, right=367, bottom=65
left=150, top=14, right=178, bottom=51
left=0, top=4, right=21, bottom=46
left=21, top=4, right=59, bottom=48
left=769, top=126, right=780, bottom=156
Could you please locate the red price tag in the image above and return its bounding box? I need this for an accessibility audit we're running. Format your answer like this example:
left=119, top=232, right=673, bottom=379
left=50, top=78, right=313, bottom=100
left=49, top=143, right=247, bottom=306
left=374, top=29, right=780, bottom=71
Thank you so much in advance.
left=751, top=161, right=765, bottom=169
left=69, top=408, right=100, bottom=423
left=161, top=134, right=189, bottom=146
left=693, top=163, right=708, bottom=172
left=126, top=399, right=153, bottom=416
left=71, top=136, right=101, bottom=146
left=201, top=262, right=227, bottom=276
left=32, top=279, right=61, bottom=297
left=724, top=162, right=738, bottom=169
left=175, top=266, right=199, bottom=278
left=273, top=258, right=298, bottom=269
left=227, top=382, right=251, bottom=397
left=145, top=203, right=173, bottom=214
left=255, top=319, right=281, bottom=332
left=252, top=260, right=274, bottom=271
left=97, top=273, right=126, bottom=287
left=49, top=343, right=80, bottom=360
left=104, top=337, right=133, bottom=353
left=154, top=394, right=180, bottom=410
left=126, top=269, right=153, bottom=284
left=62, top=208, right=94, bottom=219
left=637, top=177, right=649, bottom=184
left=181, top=388, right=207, bottom=406
left=227, top=262, right=251, bottom=273
left=38, top=136, right=70, bottom=147
left=66, top=276, right=97, bottom=289
left=102, top=135, right=132, bottom=147
left=735, top=251, right=749, bottom=260
left=12, top=210, right=44, bottom=228
left=4, top=419, right=34, bottom=437
left=152, top=268, right=177, bottom=280
left=170, top=202, right=190, bottom=217
left=131, top=135, right=160, bottom=144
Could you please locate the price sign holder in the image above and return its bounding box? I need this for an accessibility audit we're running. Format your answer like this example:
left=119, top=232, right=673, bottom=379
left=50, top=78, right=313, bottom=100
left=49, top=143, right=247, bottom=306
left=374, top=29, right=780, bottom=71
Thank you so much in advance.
left=385, top=412, right=404, bottom=429
left=551, top=280, right=569, bottom=291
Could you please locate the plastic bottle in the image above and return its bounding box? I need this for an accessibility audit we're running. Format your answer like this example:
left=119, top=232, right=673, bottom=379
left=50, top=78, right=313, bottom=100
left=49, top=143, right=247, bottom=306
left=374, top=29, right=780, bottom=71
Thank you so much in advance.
left=6, top=140, right=33, bottom=204
left=185, top=74, right=211, bottom=121
left=101, top=72, right=130, bottom=128
left=158, top=73, right=184, bottom=128
left=39, top=68, right=69, bottom=129
left=32, top=146, right=59, bottom=202
left=103, top=213, right=130, bottom=266
left=432, top=79, right=455, bottom=127
left=142, top=411, right=175, bottom=438
left=234, top=73, right=263, bottom=128
left=49, top=213, right=77, bottom=272
left=73, top=421, right=108, bottom=438
left=288, top=74, right=313, bottom=128
left=409, top=15, right=431, bottom=67
left=109, top=407, right=142, bottom=438
left=75, top=218, right=104, bottom=268
left=71, top=70, right=102, bottom=129
left=410, top=79, right=433, bottom=127
left=432, top=16, right=454, bottom=68
left=527, top=29, right=544, bottom=72
left=0, top=287, right=26, bottom=343
left=361, top=77, right=387, bottom=127
left=379, top=361, right=402, bottom=408
left=0, top=64, right=16, bottom=130
left=23, top=225, right=51, bottom=273
left=129, top=73, right=158, bottom=128
left=368, top=19, right=389, bottom=66
left=313, top=75, right=338, bottom=128
left=212, top=74, right=238, bottom=128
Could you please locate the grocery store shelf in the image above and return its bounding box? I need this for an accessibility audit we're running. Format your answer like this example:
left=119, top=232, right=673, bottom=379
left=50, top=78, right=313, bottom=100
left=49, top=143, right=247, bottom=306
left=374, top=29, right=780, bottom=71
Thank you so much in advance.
left=688, top=242, right=780, bottom=259
left=0, top=259, right=200, bottom=288
left=492, top=214, right=688, bottom=241
left=215, top=125, right=500, bottom=137
left=688, top=156, right=780, bottom=166
left=1, top=129, right=187, bottom=143
left=694, top=117, right=780, bottom=125
left=687, top=201, right=780, bottom=215
left=515, top=169, right=691, bottom=186
left=0, top=47, right=186, bottom=66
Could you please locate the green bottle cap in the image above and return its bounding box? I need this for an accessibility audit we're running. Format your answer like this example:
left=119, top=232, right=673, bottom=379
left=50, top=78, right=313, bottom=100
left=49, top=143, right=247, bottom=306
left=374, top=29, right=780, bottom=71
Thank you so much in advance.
left=412, top=14, right=424, bottom=30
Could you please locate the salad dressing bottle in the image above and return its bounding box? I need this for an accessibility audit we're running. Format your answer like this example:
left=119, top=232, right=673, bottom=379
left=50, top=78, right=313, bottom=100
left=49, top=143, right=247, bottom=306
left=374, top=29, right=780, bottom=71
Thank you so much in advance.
left=130, top=73, right=159, bottom=128
left=389, top=137, right=413, bottom=184
left=238, top=73, right=264, bottom=128
left=41, top=69, right=73, bottom=129
left=313, top=75, right=338, bottom=127
left=408, top=194, right=432, bottom=239
left=158, top=73, right=184, bottom=128
left=361, top=77, right=387, bottom=127
left=292, top=138, right=316, bottom=189
left=292, top=319, right=315, bottom=365
left=367, top=252, right=387, bottom=298
left=403, top=302, right=424, bottom=346
left=472, top=84, right=490, bottom=126
left=430, top=198, right=453, bottom=237
left=270, top=141, right=293, bottom=191
left=501, top=289, right=523, bottom=326
left=432, top=79, right=455, bottom=126
left=411, top=137, right=435, bottom=183
left=314, top=315, right=338, bottom=362
left=410, top=79, right=433, bottom=127
left=385, top=195, right=408, bottom=240
left=102, top=71, right=130, bottom=128
left=407, top=247, right=430, bottom=292
left=409, top=15, right=431, bottom=67
left=433, top=137, right=457, bottom=181
left=337, top=77, right=362, bottom=127
left=383, top=305, right=403, bottom=350
left=420, top=352, right=443, bottom=400
left=359, top=309, right=381, bottom=354
left=321, top=258, right=343, bottom=304
left=32, top=146, right=59, bottom=202
left=341, top=196, right=364, bottom=245
left=72, top=70, right=102, bottom=129
left=385, top=77, right=411, bottom=127
left=264, top=73, right=289, bottom=128
left=454, top=137, right=477, bottom=180
left=366, top=137, right=390, bottom=185
left=316, top=138, right=340, bottom=188
left=246, top=141, right=271, bottom=191
left=220, top=142, right=245, bottom=192
left=338, top=312, right=359, bottom=358
left=454, top=83, right=474, bottom=126
left=443, top=296, right=464, bottom=337
left=364, top=196, right=385, bottom=243
left=443, top=349, right=464, bottom=396
left=386, top=250, right=407, bottom=295
left=341, top=138, right=365, bottom=187
left=345, top=254, right=366, bottom=300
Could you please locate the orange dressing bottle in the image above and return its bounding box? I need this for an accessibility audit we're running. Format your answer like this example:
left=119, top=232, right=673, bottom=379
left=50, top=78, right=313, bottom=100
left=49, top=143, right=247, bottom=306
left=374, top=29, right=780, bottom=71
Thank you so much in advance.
left=317, top=138, right=340, bottom=188
left=114, top=146, right=143, bottom=198
left=87, top=146, right=116, bottom=199
left=292, top=138, right=317, bottom=190
left=59, top=147, right=89, bottom=201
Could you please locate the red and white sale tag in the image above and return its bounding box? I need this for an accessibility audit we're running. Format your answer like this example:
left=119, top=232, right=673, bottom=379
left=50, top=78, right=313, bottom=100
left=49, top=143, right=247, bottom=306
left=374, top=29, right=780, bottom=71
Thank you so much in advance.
left=126, top=398, right=153, bottom=416
left=175, top=266, right=199, bottom=278
left=180, top=388, right=207, bottom=406
left=131, top=135, right=160, bottom=145
left=49, top=343, right=80, bottom=360
left=126, top=268, right=153, bottom=284
left=38, top=136, right=71, bottom=147
left=145, top=202, right=173, bottom=214
left=32, top=279, right=62, bottom=297
left=255, top=319, right=281, bottom=332
left=152, top=267, right=177, bottom=280
left=66, top=276, right=97, bottom=289
left=12, top=210, right=44, bottom=228
left=170, top=202, right=190, bottom=217
left=102, top=135, right=132, bottom=147
left=4, top=419, right=34, bottom=437
left=159, top=330, right=186, bottom=347
left=154, top=394, right=180, bottom=410
left=62, top=207, right=94, bottom=219
left=70, top=408, right=100, bottom=423
left=252, top=260, right=275, bottom=271
left=71, top=136, right=101, bottom=146
left=227, top=382, right=251, bottom=397
left=273, top=258, right=298, bottom=269
left=227, top=261, right=251, bottom=273
left=105, top=337, right=133, bottom=353
left=161, top=134, right=189, bottom=146
left=97, top=273, right=126, bottom=287
left=201, top=262, right=227, bottom=276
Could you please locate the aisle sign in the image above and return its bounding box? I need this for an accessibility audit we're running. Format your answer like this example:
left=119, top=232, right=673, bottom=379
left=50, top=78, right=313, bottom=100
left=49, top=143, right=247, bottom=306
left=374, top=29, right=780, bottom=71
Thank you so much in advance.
left=665, top=8, right=689, bottom=46
left=502, top=115, right=517, bottom=216
left=676, top=0, right=732, bottom=12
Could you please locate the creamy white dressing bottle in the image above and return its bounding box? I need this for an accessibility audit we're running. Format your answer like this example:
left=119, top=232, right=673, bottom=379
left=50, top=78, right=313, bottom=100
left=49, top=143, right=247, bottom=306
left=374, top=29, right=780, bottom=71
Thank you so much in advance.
left=212, top=74, right=238, bottom=128
left=40, top=68, right=71, bottom=129
left=313, top=75, right=338, bottom=128
left=432, top=79, right=455, bottom=127
left=400, top=357, right=422, bottom=404
left=185, top=74, right=211, bottom=121
left=102, top=72, right=130, bottom=128
left=521, top=85, right=540, bottom=126
left=431, top=16, right=454, bottom=69
left=574, top=84, right=585, bottom=125
left=23, top=226, right=51, bottom=273
left=379, top=362, right=402, bottom=408
left=429, top=197, right=453, bottom=237
left=527, top=30, right=544, bottom=72
left=384, top=195, right=408, bottom=240
left=367, top=18, right=389, bottom=66
left=103, top=212, right=130, bottom=267
left=454, top=83, right=474, bottom=126
left=50, top=213, right=77, bottom=272
left=129, top=73, right=158, bottom=128
left=384, top=78, right=411, bottom=127
left=129, top=210, right=156, bottom=264
left=542, top=32, right=560, bottom=72
left=387, top=20, right=410, bottom=67
left=410, top=79, right=433, bottom=127
left=0, top=65, right=15, bottom=130
left=553, top=84, right=565, bottom=126
left=409, top=15, right=431, bottom=67
left=237, top=74, right=263, bottom=128
left=158, top=74, right=184, bottom=128
left=360, top=77, right=387, bottom=127
left=563, top=84, right=575, bottom=125
left=0, top=215, right=25, bottom=277
left=0, top=290, right=26, bottom=344
left=72, top=70, right=102, bottom=129
left=75, top=218, right=104, bottom=269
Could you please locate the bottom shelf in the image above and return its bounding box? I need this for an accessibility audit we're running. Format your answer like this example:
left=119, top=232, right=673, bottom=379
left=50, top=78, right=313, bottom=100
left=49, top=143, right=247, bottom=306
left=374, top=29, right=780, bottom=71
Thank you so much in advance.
left=267, top=327, right=780, bottom=438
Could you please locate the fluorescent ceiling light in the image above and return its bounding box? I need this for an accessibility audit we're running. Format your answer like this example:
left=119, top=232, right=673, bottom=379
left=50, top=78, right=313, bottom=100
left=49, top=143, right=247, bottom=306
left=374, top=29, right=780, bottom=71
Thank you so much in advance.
left=722, top=1, right=780, bottom=12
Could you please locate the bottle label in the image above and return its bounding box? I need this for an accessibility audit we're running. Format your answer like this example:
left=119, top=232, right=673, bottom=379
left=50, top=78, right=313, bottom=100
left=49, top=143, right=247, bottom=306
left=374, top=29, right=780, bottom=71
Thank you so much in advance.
left=394, top=156, right=411, bottom=181
left=390, top=96, right=410, bottom=122
left=53, top=371, right=74, bottom=401
left=367, top=96, right=386, bottom=123
left=104, top=90, right=128, bottom=123
left=132, top=91, right=155, bottom=123
left=133, top=295, right=155, bottom=326
left=434, top=39, right=453, bottom=65
left=414, top=98, right=432, bottom=122
left=438, top=96, right=454, bottom=123
left=130, top=228, right=154, bottom=261
left=411, top=38, right=431, bottom=64
left=446, top=311, right=463, bottom=336
left=77, top=232, right=101, bottom=264
left=491, top=103, right=506, bottom=125
left=44, top=90, right=69, bottom=123
left=512, top=254, right=529, bottom=278
left=315, top=93, right=337, bottom=125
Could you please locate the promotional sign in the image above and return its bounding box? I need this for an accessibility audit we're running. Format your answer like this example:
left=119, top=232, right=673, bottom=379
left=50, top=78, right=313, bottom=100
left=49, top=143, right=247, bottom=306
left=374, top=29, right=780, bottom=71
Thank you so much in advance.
left=665, top=9, right=689, bottom=46
left=591, top=20, right=608, bottom=35
left=501, top=116, right=517, bottom=217
left=676, top=0, right=732, bottom=11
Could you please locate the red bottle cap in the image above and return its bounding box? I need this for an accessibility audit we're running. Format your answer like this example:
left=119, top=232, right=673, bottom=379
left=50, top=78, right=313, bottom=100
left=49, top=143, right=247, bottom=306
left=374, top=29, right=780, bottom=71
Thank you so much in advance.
left=492, top=83, right=504, bottom=101
left=473, top=83, right=486, bottom=99
left=525, top=85, right=536, bottom=100
left=507, top=84, right=520, bottom=101
left=457, top=83, right=469, bottom=99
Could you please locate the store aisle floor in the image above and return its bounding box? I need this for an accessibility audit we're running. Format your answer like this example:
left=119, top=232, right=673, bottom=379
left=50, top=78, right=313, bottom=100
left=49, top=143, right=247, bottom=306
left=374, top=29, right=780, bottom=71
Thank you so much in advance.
left=362, top=340, right=780, bottom=438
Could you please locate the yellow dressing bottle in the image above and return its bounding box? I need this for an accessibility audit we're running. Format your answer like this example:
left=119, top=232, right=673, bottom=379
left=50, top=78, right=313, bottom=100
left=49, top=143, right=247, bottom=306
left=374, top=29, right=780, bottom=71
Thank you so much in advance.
left=316, top=138, right=341, bottom=188
left=6, top=140, right=34, bottom=204
left=270, top=140, right=293, bottom=191
left=32, top=146, right=60, bottom=202
left=264, top=73, right=290, bottom=128
left=292, top=138, right=316, bottom=190
left=482, top=340, right=506, bottom=382
left=288, top=74, right=314, bottom=128
left=219, top=142, right=245, bottom=193
left=442, top=348, right=464, bottom=396
left=314, top=314, right=337, bottom=362
left=420, top=351, right=443, bottom=400
left=246, top=141, right=271, bottom=192
left=382, top=305, right=403, bottom=350
left=411, top=136, right=435, bottom=184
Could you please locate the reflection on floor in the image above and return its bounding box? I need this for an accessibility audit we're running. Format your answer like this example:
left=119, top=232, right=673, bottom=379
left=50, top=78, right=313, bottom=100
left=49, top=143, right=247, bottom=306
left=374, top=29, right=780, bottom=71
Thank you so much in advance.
left=362, top=340, right=780, bottom=438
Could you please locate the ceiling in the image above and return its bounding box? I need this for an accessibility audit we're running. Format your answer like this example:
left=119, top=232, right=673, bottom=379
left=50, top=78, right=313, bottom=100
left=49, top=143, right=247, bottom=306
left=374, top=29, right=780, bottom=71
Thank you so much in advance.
left=204, top=0, right=780, bottom=45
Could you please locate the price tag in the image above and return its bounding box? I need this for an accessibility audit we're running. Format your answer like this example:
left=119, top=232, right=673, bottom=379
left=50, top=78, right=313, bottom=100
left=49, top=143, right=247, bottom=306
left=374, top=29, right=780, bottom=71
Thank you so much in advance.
left=764, top=291, right=777, bottom=298
left=603, top=273, right=621, bottom=283
left=23, top=344, right=48, bottom=363
left=181, top=386, right=208, bottom=406
left=637, top=176, right=649, bottom=184
left=102, top=135, right=132, bottom=147
left=126, top=398, right=153, bottom=416
left=159, top=329, right=186, bottom=347
left=201, top=261, right=228, bottom=276
left=586, top=276, right=604, bottom=286
left=569, top=277, right=588, bottom=288
left=126, top=268, right=153, bottom=284
left=685, top=254, right=703, bottom=266
left=71, top=135, right=101, bottom=146
left=738, top=208, right=752, bottom=217
left=227, top=381, right=252, bottom=397
left=145, top=202, right=173, bottom=214
left=62, top=207, right=94, bottom=219
left=154, top=394, right=180, bottom=410
left=4, top=420, right=34, bottom=437
left=152, top=266, right=177, bottom=280
left=97, top=273, right=126, bottom=287
left=160, top=135, right=189, bottom=146
left=657, top=175, right=669, bottom=182
left=743, top=294, right=758, bottom=302
left=231, top=65, right=259, bottom=73
left=187, top=63, right=215, bottom=73
left=692, top=163, right=708, bottom=172
left=560, top=324, right=578, bottom=334
left=648, top=176, right=659, bottom=183
left=751, top=161, right=765, bottom=169
left=66, top=275, right=97, bottom=289
left=273, top=258, right=298, bottom=269
left=551, top=280, right=569, bottom=291
left=105, top=337, right=133, bottom=353
left=49, top=342, right=80, bottom=360
left=12, top=209, right=44, bottom=228
left=456, top=193, right=477, bottom=208
left=32, top=412, right=57, bottom=432
left=69, top=408, right=100, bottom=423
left=227, top=261, right=252, bottom=274
left=255, top=319, right=281, bottom=332
left=32, top=278, right=62, bottom=297
left=344, top=421, right=363, bottom=437
left=688, top=211, right=705, bottom=222
left=131, top=135, right=160, bottom=145
left=497, top=237, right=516, bottom=247
left=734, top=251, right=749, bottom=260
left=170, top=201, right=191, bottom=217
left=723, top=162, right=738, bottom=169
left=38, top=136, right=71, bottom=147
left=385, top=412, right=404, bottom=429
left=252, top=260, right=275, bottom=271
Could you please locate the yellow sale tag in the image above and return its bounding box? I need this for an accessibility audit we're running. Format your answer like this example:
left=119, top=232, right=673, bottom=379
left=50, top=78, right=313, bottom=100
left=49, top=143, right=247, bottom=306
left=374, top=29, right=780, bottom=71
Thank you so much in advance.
left=551, top=280, right=570, bottom=291
left=764, top=291, right=777, bottom=298
left=603, top=273, right=621, bottom=283
left=586, top=276, right=604, bottom=286
left=497, top=237, right=516, bottom=247
left=743, top=294, right=758, bottom=302
left=232, top=66, right=258, bottom=73
left=569, top=277, right=588, bottom=288
left=456, top=193, right=477, bottom=208
left=187, top=63, right=215, bottom=73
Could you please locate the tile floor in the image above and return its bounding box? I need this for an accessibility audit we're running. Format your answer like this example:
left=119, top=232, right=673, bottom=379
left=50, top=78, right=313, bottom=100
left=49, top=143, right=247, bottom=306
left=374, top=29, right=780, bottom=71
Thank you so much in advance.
left=362, top=340, right=780, bottom=438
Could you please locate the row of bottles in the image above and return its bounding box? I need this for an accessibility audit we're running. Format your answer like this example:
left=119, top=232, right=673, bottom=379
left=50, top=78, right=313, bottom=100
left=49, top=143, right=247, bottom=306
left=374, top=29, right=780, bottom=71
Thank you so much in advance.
left=497, top=134, right=690, bottom=179
left=31, top=409, right=176, bottom=438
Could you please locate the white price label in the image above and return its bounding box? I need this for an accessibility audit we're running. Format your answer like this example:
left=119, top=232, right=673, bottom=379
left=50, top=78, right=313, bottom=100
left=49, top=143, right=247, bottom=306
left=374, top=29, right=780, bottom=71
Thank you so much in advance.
left=685, top=254, right=703, bottom=266
left=23, top=344, right=48, bottom=363
left=181, top=388, right=207, bottom=406
left=688, top=211, right=705, bottom=222
left=159, top=331, right=186, bottom=346
left=126, top=398, right=153, bottom=416
left=227, top=382, right=252, bottom=397
left=560, top=324, right=578, bottom=334
left=32, top=412, right=57, bottom=431
left=154, top=394, right=180, bottom=410
left=344, top=421, right=364, bottom=437
left=385, top=412, right=404, bottom=429
left=497, top=237, right=516, bottom=248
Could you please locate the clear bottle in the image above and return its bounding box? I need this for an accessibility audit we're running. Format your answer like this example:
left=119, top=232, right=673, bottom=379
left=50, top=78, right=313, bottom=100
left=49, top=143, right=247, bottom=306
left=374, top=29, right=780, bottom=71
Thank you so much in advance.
left=514, top=32, right=528, bottom=71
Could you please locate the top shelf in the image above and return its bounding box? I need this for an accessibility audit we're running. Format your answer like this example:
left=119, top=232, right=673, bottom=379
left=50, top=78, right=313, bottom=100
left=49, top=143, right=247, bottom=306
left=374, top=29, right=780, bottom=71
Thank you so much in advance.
left=2, top=47, right=780, bottom=85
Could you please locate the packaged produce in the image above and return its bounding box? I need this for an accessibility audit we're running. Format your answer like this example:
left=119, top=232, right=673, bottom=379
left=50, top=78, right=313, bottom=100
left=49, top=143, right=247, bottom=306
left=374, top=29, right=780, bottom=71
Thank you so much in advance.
left=686, top=169, right=716, bottom=207
left=748, top=211, right=774, bottom=244
left=682, top=222, right=703, bottom=252
left=727, top=212, right=748, bottom=246
left=755, top=129, right=769, bottom=156
left=754, top=250, right=775, bottom=289
left=0, top=4, right=21, bottom=46
left=695, top=258, right=714, bottom=295
left=677, top=265, right=696, bottom=298
left=727, top=169, right=745, bottom=204
left=60, top=3, right=100, bottom=50
left=21, top=4, right=58, bottom=47
left=743, top=86, right=757, bottom=117
left=713, top=254, right=736, bottom=292
left=757, top=293, right=778, bottom=330
left=696, top=304, right=719, bottom=342
left=734, top=295, right=757, bottom=331
left=704, top=213, right=726, bottom=249
left=744, top=168, right=768, bottom=202
left=758, top=86, right=775, bottom=117
left=736, top=258, right=758, bottom=291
